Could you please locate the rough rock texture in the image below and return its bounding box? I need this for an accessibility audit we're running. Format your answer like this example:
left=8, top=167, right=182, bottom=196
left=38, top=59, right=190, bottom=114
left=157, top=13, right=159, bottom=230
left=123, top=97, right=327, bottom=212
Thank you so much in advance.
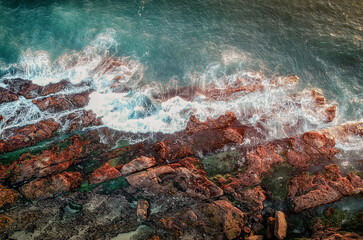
left=223, top=145, right=283, bottom=189
left=0, top=184, right=19, bottom=209
left=126, top=157, right=223, bottom=199
left=311, top=218, right=362, bottom=240
left=274, top=211, right=287, bottom=240
left=32, top=91, right=91, bottom=112
left=2, top=135, right=85, bottom=184
left=121, top=156, right=156, bottom=175
left=289, top=164, right=363, bottom=212
left=20, top=171, right=82, bottom=200
left=200, top=200, right=247, bottom=240
left=0, top=119, right=60, bottom=153
left=287, top=131, right=338, bottom=170
left=89, top=163, right=122, bottom=184
left=0, top=87, right=18, bottom=103
left=137, top=198, right=150, bottom=220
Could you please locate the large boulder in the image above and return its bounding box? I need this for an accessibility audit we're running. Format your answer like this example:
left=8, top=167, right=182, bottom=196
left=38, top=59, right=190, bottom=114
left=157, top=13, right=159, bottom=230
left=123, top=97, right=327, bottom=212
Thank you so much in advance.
left=288, top=164, right=363, bottom=212
left=89, top=163, right=122, bottom=184
left=19, top=171, right=82, bottom=200
left=0, top=119, right=60, bottom=153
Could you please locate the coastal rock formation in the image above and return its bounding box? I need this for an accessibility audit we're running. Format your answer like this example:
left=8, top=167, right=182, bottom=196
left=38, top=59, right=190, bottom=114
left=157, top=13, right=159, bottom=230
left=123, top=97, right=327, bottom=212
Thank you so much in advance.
left=0, top=184, right=19, bottom=209
left=0, top=87, right=18, bottom=103
left=89, top=163, right=122, bottom=184
left=126, top=157, right=223, bottom=199
left=19, top=171, right=82, bottom=200
left=0, top=119, right=60, bottom=153
left=288, top=164, right=363, bottom=212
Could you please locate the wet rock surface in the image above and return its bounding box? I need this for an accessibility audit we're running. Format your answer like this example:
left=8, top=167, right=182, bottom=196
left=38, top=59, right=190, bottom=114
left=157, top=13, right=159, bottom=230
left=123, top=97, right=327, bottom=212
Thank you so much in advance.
left=0, top=77, right=362, bottom=239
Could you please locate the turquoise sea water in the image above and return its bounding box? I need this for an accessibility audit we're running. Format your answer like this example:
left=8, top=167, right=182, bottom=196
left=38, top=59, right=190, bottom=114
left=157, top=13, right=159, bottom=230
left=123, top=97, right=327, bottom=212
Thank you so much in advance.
left=0, top=0, right=362, bottom=134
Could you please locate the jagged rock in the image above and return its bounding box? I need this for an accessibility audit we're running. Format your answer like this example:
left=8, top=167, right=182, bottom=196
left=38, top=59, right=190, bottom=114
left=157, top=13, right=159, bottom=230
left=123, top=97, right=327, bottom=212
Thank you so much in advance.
left=223, top=128, right=243, bottom=143
left=32, top=91, right=91, bottom=112
left=200, top=200, right=247, bottom=240
left=0, top=184, right=19, bottom=209
left=121, top=156, right=156, bottom=175
left=137, top=198, right=149, bottom=220
left=0, top=215, right=13, bottom=229
left=239, top=186, right=266, bottom=220
left=89, top=163, right=122, bottom=184
left=20, top=172, right=82, bottom=200
left=3, top=135, right=85, bottom=184
left=0, top=119, right=60, bottom=153
left=311, top=218, right=362, bottom=240
left=224, top=145, right=283, bottom=188
left=0, top=87, right=18, bottom=103
left=3, top=78, right=88, bottom=99
left=274, top=211, right=287, bottom=240
left=153, top=142, right=169, bottom=161
left=185, top=111, right=237, bottom=135
left=126, top=157, right=223, bottom=199
left=288, top=164, right=363, bottom=212
left=287, top=131, right=338, bottom=170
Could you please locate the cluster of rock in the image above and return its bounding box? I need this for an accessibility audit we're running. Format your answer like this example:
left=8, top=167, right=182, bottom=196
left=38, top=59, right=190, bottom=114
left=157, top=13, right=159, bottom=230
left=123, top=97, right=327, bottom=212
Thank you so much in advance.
left=0, top=76, right=362, bottom=239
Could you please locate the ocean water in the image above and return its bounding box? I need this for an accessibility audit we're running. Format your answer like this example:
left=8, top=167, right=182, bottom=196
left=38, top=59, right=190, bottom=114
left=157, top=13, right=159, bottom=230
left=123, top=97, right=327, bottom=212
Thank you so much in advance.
left=0, top=0, right=362, bottom=136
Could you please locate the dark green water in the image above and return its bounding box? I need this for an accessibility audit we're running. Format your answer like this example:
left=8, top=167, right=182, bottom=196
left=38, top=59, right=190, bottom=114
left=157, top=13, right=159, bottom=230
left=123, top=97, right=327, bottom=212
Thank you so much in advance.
left=0, top=0, right=362, bottom=133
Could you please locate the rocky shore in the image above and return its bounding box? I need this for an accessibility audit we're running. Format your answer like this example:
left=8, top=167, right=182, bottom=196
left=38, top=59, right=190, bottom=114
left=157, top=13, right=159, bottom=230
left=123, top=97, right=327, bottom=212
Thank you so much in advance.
left=0, top=75, right=362, bottom=240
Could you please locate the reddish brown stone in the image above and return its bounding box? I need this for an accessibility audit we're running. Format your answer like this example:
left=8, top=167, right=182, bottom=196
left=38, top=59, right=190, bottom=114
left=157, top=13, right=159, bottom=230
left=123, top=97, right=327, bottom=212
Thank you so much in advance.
left=0, top=214, right=13, bottom=229
left=32, top=91, right=91, bottom=112
left=201, top=200, right=247, bottom=240
left=4, top=135, right=85, bottom=184
left=0, top=184, right=19, bottom=209
left=0, top=87, right=18, bottom=103
left=19, top=172, right=82, bottom=200
left=153, top=142, right=169, bottom=161
left=0, top=119, right=60, bottom=153
left=137, top=198, right=149, bottom=220
left=288, top=165, right=363, bottom=212
left=121, top=156, right=156, bottom=175
left=126, top=157, right=223, bottom=199
left=224, top=145, right=283, bottom=188
left=89, top=163, right=122, bottom=184
left=286, top=150, right=311, bottom=170
left=274, top=211, right=287, bottom=240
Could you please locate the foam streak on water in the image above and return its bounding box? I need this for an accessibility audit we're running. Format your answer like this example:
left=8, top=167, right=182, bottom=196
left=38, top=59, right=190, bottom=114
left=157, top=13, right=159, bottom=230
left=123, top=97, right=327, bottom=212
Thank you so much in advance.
left=0, top=30, right=344, bottom=142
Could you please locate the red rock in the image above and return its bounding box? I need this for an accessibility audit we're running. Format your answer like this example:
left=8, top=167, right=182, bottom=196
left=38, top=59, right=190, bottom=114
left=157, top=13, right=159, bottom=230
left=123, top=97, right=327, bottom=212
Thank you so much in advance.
left=0, top=184, right=19, bottom=208
left=121, top=156, right=156, bottom=175
left=223, top=128, right=243, bottom=143
left=0, top=119, right=60, bottom=153
left=286, top=150, right=311, bottom=170
left=239, top=186, right=266, bottom=219
left=4, top=135, right=84, bottom=184
left=224, top=145, right=283, bottom=188
left=0, top=87, right=18, bottom=103
left=126, top=157, right=223, bottom=199
left=137, top=198, right=149, bottom=220
left=19, top=172, right=82, bottom=200
left=288, top=165, right=363, bottom=212
left=274, top=211, right=287, bottom=240
left=311, top=218, right=361, bottom=240
left=89, top=163, right=121, bottom=184
left=201, top=200, right=247, bottom=240
left=153, top=142, right=169, bottom=161
left=0, top=214, right=13, bottom=229
left=32, top=91, right=91, bottom=112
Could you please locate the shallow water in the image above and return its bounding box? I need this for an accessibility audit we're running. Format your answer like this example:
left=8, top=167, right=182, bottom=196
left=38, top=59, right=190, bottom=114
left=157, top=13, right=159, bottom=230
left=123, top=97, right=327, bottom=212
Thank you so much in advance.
left=0, top=0, right=362, bottom=135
